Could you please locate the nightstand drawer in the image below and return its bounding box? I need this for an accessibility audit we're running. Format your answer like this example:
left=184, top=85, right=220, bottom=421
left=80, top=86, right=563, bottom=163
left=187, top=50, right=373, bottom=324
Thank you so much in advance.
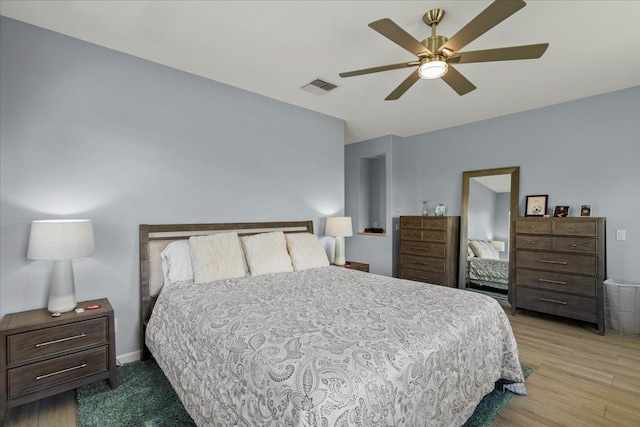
left=7, top=346, right=107, bottom=398
left=8, top=318, right=108, bottom=365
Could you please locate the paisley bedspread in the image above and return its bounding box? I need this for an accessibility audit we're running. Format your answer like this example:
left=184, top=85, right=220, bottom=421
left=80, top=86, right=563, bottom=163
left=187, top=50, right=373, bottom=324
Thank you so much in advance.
left=146, top=266, right=524, bottom=426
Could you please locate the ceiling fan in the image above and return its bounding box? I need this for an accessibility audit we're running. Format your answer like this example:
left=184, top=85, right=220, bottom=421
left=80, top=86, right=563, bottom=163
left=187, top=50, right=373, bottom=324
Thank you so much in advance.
left=339, top=0, right=548, bottom=100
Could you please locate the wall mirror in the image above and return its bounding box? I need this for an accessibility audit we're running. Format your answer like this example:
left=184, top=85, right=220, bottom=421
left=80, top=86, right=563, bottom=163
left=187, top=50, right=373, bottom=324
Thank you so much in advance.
left=459, top=167, right=519, bottom=304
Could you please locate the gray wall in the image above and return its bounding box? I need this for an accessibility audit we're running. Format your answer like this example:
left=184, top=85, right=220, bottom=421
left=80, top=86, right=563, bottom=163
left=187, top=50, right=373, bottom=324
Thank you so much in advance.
left=346, top=86, right=639, bottom=282
left=0, top=17, right=345, bottom=358
left=345, top=135, right=403, bottom=276
left=468, top=179, right=497, bottom=241
left=494, top=193, right=511, bottom=260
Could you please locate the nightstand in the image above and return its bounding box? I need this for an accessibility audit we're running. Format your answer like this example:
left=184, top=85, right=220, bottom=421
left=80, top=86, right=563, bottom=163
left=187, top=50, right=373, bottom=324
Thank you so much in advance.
left=341, top=262, right=369, bottom=273
left=0, top=298, right=117, bottom=424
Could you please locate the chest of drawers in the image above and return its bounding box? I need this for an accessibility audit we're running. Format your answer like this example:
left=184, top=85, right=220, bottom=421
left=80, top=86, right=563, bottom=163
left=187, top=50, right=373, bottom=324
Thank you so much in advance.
left=399, top=216, right=460, bottom=287
left=512, top=218, right=605, bottom=334
left=0, top=298, right=117, bottom=424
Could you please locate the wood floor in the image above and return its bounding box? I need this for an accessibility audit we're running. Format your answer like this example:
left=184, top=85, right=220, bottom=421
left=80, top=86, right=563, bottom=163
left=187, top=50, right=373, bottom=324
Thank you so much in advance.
left=4, top=308, right=639, bottom=426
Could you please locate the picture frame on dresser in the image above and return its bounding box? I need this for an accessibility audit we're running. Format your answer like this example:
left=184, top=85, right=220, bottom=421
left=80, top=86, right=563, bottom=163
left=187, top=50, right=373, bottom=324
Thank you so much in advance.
left=525, top=195, right=548, bottom=217
left=553, top=205, right=570, bottom=217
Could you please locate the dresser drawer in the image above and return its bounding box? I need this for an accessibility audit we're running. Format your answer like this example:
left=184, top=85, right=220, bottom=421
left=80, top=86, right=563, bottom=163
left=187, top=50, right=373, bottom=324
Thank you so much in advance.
left=553, top=237, right=597, bottom=254
left=400, top=269, right=445, bottom=286
left=422, top=230, right=446, bottom=242
left=401, top=255, right=445, bottom=273
left=554, top=220, right=597, bottom=236
left=7, top=346, right=107, bottom=398
left=400, top=217, right=422, bottom=229
left=400, top=228, right=421, bottom=241
left=515, top=250, right=597, bottom=275
left=515, top=235, right=553, bottom=250
left=421, top=218, right=446, bottom=230
left=8, top=318, right=108, bottom=365
left=516, top=288, right=597, bottom=318
left=515, top=269, right=597, bottom=297
left=515, top=220, right=552, bottom=235
left=400, top=241, right=445, bottom=258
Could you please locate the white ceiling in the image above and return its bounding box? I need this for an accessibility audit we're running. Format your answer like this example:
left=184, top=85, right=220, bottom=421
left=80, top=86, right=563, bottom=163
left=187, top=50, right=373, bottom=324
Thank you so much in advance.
left=1, top=1, right=639, bottom=144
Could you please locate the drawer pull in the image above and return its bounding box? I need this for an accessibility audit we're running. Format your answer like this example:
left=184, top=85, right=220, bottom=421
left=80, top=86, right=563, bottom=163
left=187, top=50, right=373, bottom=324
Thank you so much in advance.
left=539, top=278, right=568, bottom=285
left=35, top=333, right=87, bottom=348
left=35, top=363, right=87, bottom=380
left=539, top=298, right=568, bottom=305
left=411, top=260, right=427, bottom=265
left=538, top=259, right=568, bottom=265
left=529, top=241, right=537, bottom=245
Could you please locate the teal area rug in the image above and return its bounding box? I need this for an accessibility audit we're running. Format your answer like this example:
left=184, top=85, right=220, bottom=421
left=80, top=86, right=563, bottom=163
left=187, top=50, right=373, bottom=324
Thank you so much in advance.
left=77, top=360, right=532, bottom=427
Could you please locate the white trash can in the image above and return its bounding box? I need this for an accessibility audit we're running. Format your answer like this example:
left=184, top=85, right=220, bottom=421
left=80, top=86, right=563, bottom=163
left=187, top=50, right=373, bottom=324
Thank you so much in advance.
left=604, top=278, right=640, bottom=337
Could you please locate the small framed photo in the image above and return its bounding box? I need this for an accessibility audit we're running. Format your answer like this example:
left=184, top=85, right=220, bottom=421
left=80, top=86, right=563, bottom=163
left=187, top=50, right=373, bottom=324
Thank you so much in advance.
left=525, top=195, right=548, bottom=217
left=553, top=205, right=570, bottom=217
left=580, top=204, right=592, bottom=217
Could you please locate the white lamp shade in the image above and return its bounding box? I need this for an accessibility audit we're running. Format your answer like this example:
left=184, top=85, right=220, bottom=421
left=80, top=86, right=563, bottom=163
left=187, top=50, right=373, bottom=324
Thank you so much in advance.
left=28, top=219, right=95, bottom=260
left=490, top=240, right=506, bottom=252
left=325, top=217, right=353, bottom=237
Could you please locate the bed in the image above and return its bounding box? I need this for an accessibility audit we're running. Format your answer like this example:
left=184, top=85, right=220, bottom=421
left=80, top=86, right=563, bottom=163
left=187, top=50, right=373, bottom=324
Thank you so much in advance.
left=466, top=240, right=509, bottom=291
left=140, top=221, right=525, bottom=426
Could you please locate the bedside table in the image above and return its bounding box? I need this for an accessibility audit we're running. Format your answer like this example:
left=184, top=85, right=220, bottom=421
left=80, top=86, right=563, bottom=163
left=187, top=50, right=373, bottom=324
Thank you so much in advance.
left=0, top=298, right=117, bottom=424
left=340, top=261, right=370, bottom=273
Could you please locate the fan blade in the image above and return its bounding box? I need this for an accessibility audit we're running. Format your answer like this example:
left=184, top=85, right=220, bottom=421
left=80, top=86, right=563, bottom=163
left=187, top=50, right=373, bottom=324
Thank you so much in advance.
left=441, top=65, right=476, bottom=96
left=340, top=61, right=419, bottom=78
left=385, top=71, right=421, bottom=100
left=448, top=43, right=548, bottom=64
left=438, top=0, right=526, bottom=56
left=369, top=18, right=433, bottom=57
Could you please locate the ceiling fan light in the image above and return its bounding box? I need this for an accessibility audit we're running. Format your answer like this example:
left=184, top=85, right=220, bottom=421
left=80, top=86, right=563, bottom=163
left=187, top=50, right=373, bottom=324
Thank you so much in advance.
left=418, top=58, right=448, bottom=79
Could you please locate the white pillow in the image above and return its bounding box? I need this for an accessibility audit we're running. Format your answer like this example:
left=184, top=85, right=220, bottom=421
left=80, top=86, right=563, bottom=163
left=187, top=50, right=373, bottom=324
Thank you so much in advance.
left=469, top=240, right=499, bottom=260
left=189, top=232, right=246, bottom=284
left=285, top=233, right=330, bottom=271
left=161, top=240, right=194, bottom=285
left=241, top=231, right=293, bottom=276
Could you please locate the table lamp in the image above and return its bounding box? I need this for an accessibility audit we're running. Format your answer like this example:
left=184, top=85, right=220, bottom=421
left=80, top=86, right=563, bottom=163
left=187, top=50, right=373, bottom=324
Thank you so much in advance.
left=325, top=217, right=353, bottom=266
left=27, top=219, right=95, bottom=313
left=490, top=240, right=506, bottom=252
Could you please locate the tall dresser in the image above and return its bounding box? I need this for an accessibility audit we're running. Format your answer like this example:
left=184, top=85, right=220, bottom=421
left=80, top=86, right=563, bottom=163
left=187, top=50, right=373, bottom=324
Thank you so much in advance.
left=399, top=216, right=460, bottom=287
left=512, top=217, right=605, bottom=334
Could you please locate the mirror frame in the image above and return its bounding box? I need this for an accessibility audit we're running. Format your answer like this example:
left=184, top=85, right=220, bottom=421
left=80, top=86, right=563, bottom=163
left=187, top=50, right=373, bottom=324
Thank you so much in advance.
left=459, top=166, right=520, bottom=304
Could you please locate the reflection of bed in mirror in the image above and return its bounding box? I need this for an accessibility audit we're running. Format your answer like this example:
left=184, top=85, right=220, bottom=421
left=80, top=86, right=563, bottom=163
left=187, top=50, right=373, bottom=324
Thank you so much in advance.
left=466, top=240, right=509, bottom=292
left=460, top=167, right=519, bottom=303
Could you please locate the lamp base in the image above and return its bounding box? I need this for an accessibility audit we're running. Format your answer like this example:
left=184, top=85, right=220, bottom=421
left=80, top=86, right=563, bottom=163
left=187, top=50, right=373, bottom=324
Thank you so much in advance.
left=334, top=236, right=346, bottom=266
left=48, top=259, right=77, bottom=313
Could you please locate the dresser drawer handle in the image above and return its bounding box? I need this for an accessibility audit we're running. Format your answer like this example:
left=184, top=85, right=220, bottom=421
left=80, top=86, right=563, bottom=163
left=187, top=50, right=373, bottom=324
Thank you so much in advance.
left=528, top=241, right=537, bottom=245
left=35, top=333, right=87, bottom=348
left=35, top=363, right=87, bottom=380
left=539, top=278, right=568, bottom=285
left=538, top=260, right=568, bottom=265
left=538, top=298, right=568, bottom=305
left=411, top=260, right=427, bottom=265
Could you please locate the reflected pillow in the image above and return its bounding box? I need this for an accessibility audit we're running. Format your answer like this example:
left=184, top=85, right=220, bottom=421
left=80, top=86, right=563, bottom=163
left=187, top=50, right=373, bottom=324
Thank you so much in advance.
left=469, top=240, right=499, bottom=260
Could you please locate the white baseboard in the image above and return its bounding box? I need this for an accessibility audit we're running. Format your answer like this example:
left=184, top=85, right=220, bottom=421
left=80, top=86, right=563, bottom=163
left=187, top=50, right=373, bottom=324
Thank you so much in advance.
left=116, top=350, right=141, bottom=365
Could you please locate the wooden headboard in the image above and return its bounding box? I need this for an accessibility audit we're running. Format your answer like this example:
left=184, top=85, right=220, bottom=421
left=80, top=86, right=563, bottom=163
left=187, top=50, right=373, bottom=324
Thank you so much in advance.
left=139, top=220, right=313, bottom=359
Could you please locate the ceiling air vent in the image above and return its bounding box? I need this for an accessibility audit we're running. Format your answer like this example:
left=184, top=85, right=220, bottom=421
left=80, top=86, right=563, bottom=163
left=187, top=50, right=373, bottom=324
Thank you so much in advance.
left=300, top=78, right=338, bottom=95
